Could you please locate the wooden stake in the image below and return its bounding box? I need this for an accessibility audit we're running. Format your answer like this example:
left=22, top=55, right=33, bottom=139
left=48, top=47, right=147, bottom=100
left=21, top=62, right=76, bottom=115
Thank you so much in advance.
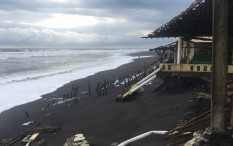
left=88, top=81, right=91, bottom=96
left=104, top=80, right=107, bottom=96
left=211, top=0, right=229, bottom=134
left=70, top=85, right=74, bottom=98
left=24, top=111, right=30, bottom=117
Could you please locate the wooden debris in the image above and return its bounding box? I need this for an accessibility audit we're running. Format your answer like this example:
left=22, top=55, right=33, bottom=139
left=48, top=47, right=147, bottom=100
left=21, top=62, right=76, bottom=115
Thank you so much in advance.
left=1, top=133, right=26, bottom=146
left=29, top=133, right=39, bottom=141
left=28, top=124, right=59, bottom=134
left=22, top=135, right=32, bottom=143
left=31, top=139, right=46, bottom=146
left=195, top=92, right=211, bottom=99
left=163, top=110, right=211, bottom=146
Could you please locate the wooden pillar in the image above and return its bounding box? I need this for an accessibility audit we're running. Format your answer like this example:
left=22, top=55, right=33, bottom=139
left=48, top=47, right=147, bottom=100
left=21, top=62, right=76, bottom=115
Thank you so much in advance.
left=231, top=49, right=233, bottom=126
left=187, top=42, right=191, bottom=64
left=174, top=42, right=177, bottom=64
left=177, top=37, right=182, bottom=64
left=183, top=43, right=187, bottom=62
left=231, top=49, right=233, bottom=65
left=211, top=0, right=229, bottom=134
left=231, top=98, right=233, bottom=127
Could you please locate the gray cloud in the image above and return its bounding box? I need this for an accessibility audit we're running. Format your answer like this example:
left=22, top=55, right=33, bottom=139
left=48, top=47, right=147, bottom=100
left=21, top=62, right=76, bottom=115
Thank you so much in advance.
left=0, top=0, right=194, bottom=48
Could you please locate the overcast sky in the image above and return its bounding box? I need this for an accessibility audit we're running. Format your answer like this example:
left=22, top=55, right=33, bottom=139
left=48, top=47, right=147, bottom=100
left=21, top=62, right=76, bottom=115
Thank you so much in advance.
left=0, top=0, right=194, bottom=48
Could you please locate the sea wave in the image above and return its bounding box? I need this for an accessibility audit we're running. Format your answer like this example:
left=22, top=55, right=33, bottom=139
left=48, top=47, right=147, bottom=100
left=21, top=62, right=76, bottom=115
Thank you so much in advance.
left=0, top=48, right=147, bottom=113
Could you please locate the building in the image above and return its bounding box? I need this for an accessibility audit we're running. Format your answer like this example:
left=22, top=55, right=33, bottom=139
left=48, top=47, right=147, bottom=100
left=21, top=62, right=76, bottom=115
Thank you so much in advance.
left=143, top=0, right=233, bottom=75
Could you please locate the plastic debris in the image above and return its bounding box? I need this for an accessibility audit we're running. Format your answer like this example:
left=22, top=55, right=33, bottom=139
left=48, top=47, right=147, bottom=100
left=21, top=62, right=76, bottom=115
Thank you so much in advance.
left=22, top=121, right=34, bottom=126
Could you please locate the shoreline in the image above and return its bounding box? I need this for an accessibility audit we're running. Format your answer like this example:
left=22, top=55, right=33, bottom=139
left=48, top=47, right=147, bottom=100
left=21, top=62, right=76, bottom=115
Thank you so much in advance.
left=0, top=51, right=195, bottom=145
left=0, top=50, right=151, bottom=113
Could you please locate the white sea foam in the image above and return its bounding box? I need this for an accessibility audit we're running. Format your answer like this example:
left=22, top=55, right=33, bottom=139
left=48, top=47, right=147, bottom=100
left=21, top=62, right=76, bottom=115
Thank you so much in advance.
left=0, top=48, right=148, bottom=113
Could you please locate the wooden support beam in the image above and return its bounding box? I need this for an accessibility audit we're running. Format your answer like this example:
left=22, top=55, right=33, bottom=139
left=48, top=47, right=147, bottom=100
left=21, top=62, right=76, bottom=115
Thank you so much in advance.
left=187, top=42, right=191, bottom=64
left=177, top=37, right=182, bottom=64
left=174, top=42, right=177, bottom=64
left=211, top=0, right=229, bottom=134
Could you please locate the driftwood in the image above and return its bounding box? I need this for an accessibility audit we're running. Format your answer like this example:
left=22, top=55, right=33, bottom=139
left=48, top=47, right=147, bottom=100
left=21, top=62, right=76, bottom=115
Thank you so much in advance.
left=31, top=139, right=46, bottom=146
left=1, top=132, right=26, bottom=146
left=163, top=110, right=211, bottom=146
left=195, top=92, right=211, bottom=99
left=28, top=124, right=60, bottom=134
left=1, top=124, right=59, bottom=146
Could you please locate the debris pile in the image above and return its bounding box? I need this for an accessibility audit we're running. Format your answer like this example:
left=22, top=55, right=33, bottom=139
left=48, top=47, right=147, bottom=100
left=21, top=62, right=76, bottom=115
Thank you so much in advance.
left=184, top=131, right=208, bottom=146
left=1, top=124, right=59, bottom=146
left=163, top=78, right=233, bottom=145
left=64, top=133, right=89, bottom=146
left=163, top=110, right=210, bottom=145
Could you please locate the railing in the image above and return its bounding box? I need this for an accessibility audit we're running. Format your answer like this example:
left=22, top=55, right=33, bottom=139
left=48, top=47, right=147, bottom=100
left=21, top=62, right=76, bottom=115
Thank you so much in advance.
left=159, top=63, right=233, bottom=73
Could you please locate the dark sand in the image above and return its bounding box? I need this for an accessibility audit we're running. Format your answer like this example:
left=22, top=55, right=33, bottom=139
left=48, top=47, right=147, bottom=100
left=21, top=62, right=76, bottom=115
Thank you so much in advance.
left=0, top=51, right=195, bottom=146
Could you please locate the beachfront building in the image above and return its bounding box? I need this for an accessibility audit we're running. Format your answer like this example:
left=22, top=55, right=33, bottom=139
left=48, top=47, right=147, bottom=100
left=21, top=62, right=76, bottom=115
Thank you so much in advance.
left=143, top=0, right=233, bottom=143
left=143, top=0, right=233, bottom=74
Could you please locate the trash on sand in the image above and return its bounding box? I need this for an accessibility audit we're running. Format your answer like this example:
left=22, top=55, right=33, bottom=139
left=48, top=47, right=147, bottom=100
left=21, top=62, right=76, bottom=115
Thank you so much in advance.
left=80, top=91, right=88, bottom=94
left=64, top=133, right=89, bottom=146
left=25, top=133, right=40, bottom=146
left=22, top=135, right=31, bottom=143
left=22, top=121, right=34, bottom=126
left=74, top=134, right=85, bottom=141
left=53, top=97, right=78, bottom=105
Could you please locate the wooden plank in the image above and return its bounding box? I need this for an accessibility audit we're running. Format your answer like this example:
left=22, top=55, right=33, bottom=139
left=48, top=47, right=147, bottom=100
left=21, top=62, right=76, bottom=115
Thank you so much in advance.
left=29, top=133, right=39, bottom=141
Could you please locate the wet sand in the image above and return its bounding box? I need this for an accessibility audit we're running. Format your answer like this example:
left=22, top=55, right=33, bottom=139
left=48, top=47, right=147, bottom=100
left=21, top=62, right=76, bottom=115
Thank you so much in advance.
left=0, top=51, right=195, bottom=146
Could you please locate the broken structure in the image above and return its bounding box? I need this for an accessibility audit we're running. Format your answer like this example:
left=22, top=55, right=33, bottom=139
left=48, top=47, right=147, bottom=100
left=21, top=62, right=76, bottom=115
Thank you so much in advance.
left=143, top=0, right=233, bottom=142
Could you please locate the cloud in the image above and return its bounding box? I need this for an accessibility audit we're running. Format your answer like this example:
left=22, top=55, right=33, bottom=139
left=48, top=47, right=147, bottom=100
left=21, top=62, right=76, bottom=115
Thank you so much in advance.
left=0, top=28, right=125, bottom=44
left=0, top=0, right=194, bottom=48
left=0, top=27, right=172, bottom=48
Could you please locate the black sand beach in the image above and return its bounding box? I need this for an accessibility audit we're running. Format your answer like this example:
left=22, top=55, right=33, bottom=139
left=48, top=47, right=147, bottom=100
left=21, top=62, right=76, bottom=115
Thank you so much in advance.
left=0, top=52, right=196, bottom=146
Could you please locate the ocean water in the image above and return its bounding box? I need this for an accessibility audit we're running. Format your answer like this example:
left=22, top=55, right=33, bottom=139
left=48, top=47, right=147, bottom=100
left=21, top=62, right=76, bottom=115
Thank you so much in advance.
left=0, top=48, right=146, bottom=113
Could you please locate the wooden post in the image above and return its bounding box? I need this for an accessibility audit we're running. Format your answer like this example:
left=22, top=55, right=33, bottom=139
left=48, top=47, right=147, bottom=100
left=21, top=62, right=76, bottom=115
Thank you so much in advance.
left=177, top=37, right=182, bottom=64
left=24, top=111, right=30, bottom=117
left=211, top=0, right=229, bottom=134
left=88, top=81, right=91, bottom=96
left=231, top=49, right=233, bottom=65
left=187, top=42, right=191, bottom=64
left=231, top=100, right=233, bottom=127
left=174, top=42, right=177, bottom=64
left=183, top=42, right=186, bottom=63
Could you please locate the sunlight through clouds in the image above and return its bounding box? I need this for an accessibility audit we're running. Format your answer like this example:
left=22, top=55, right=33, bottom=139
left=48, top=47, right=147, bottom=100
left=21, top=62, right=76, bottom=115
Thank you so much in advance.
left=32, top=14, right=119, bottom=28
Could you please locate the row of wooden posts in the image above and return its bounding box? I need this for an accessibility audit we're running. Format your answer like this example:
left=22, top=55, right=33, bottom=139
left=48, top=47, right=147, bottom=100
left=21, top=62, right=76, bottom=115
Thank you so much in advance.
left=48, top=61, right=157, bottom=105
left=61, top=61, right=156, bottom=99
left=61, top=83, right=79, bottom=101
left=95, top=63, right=156, bottom=96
